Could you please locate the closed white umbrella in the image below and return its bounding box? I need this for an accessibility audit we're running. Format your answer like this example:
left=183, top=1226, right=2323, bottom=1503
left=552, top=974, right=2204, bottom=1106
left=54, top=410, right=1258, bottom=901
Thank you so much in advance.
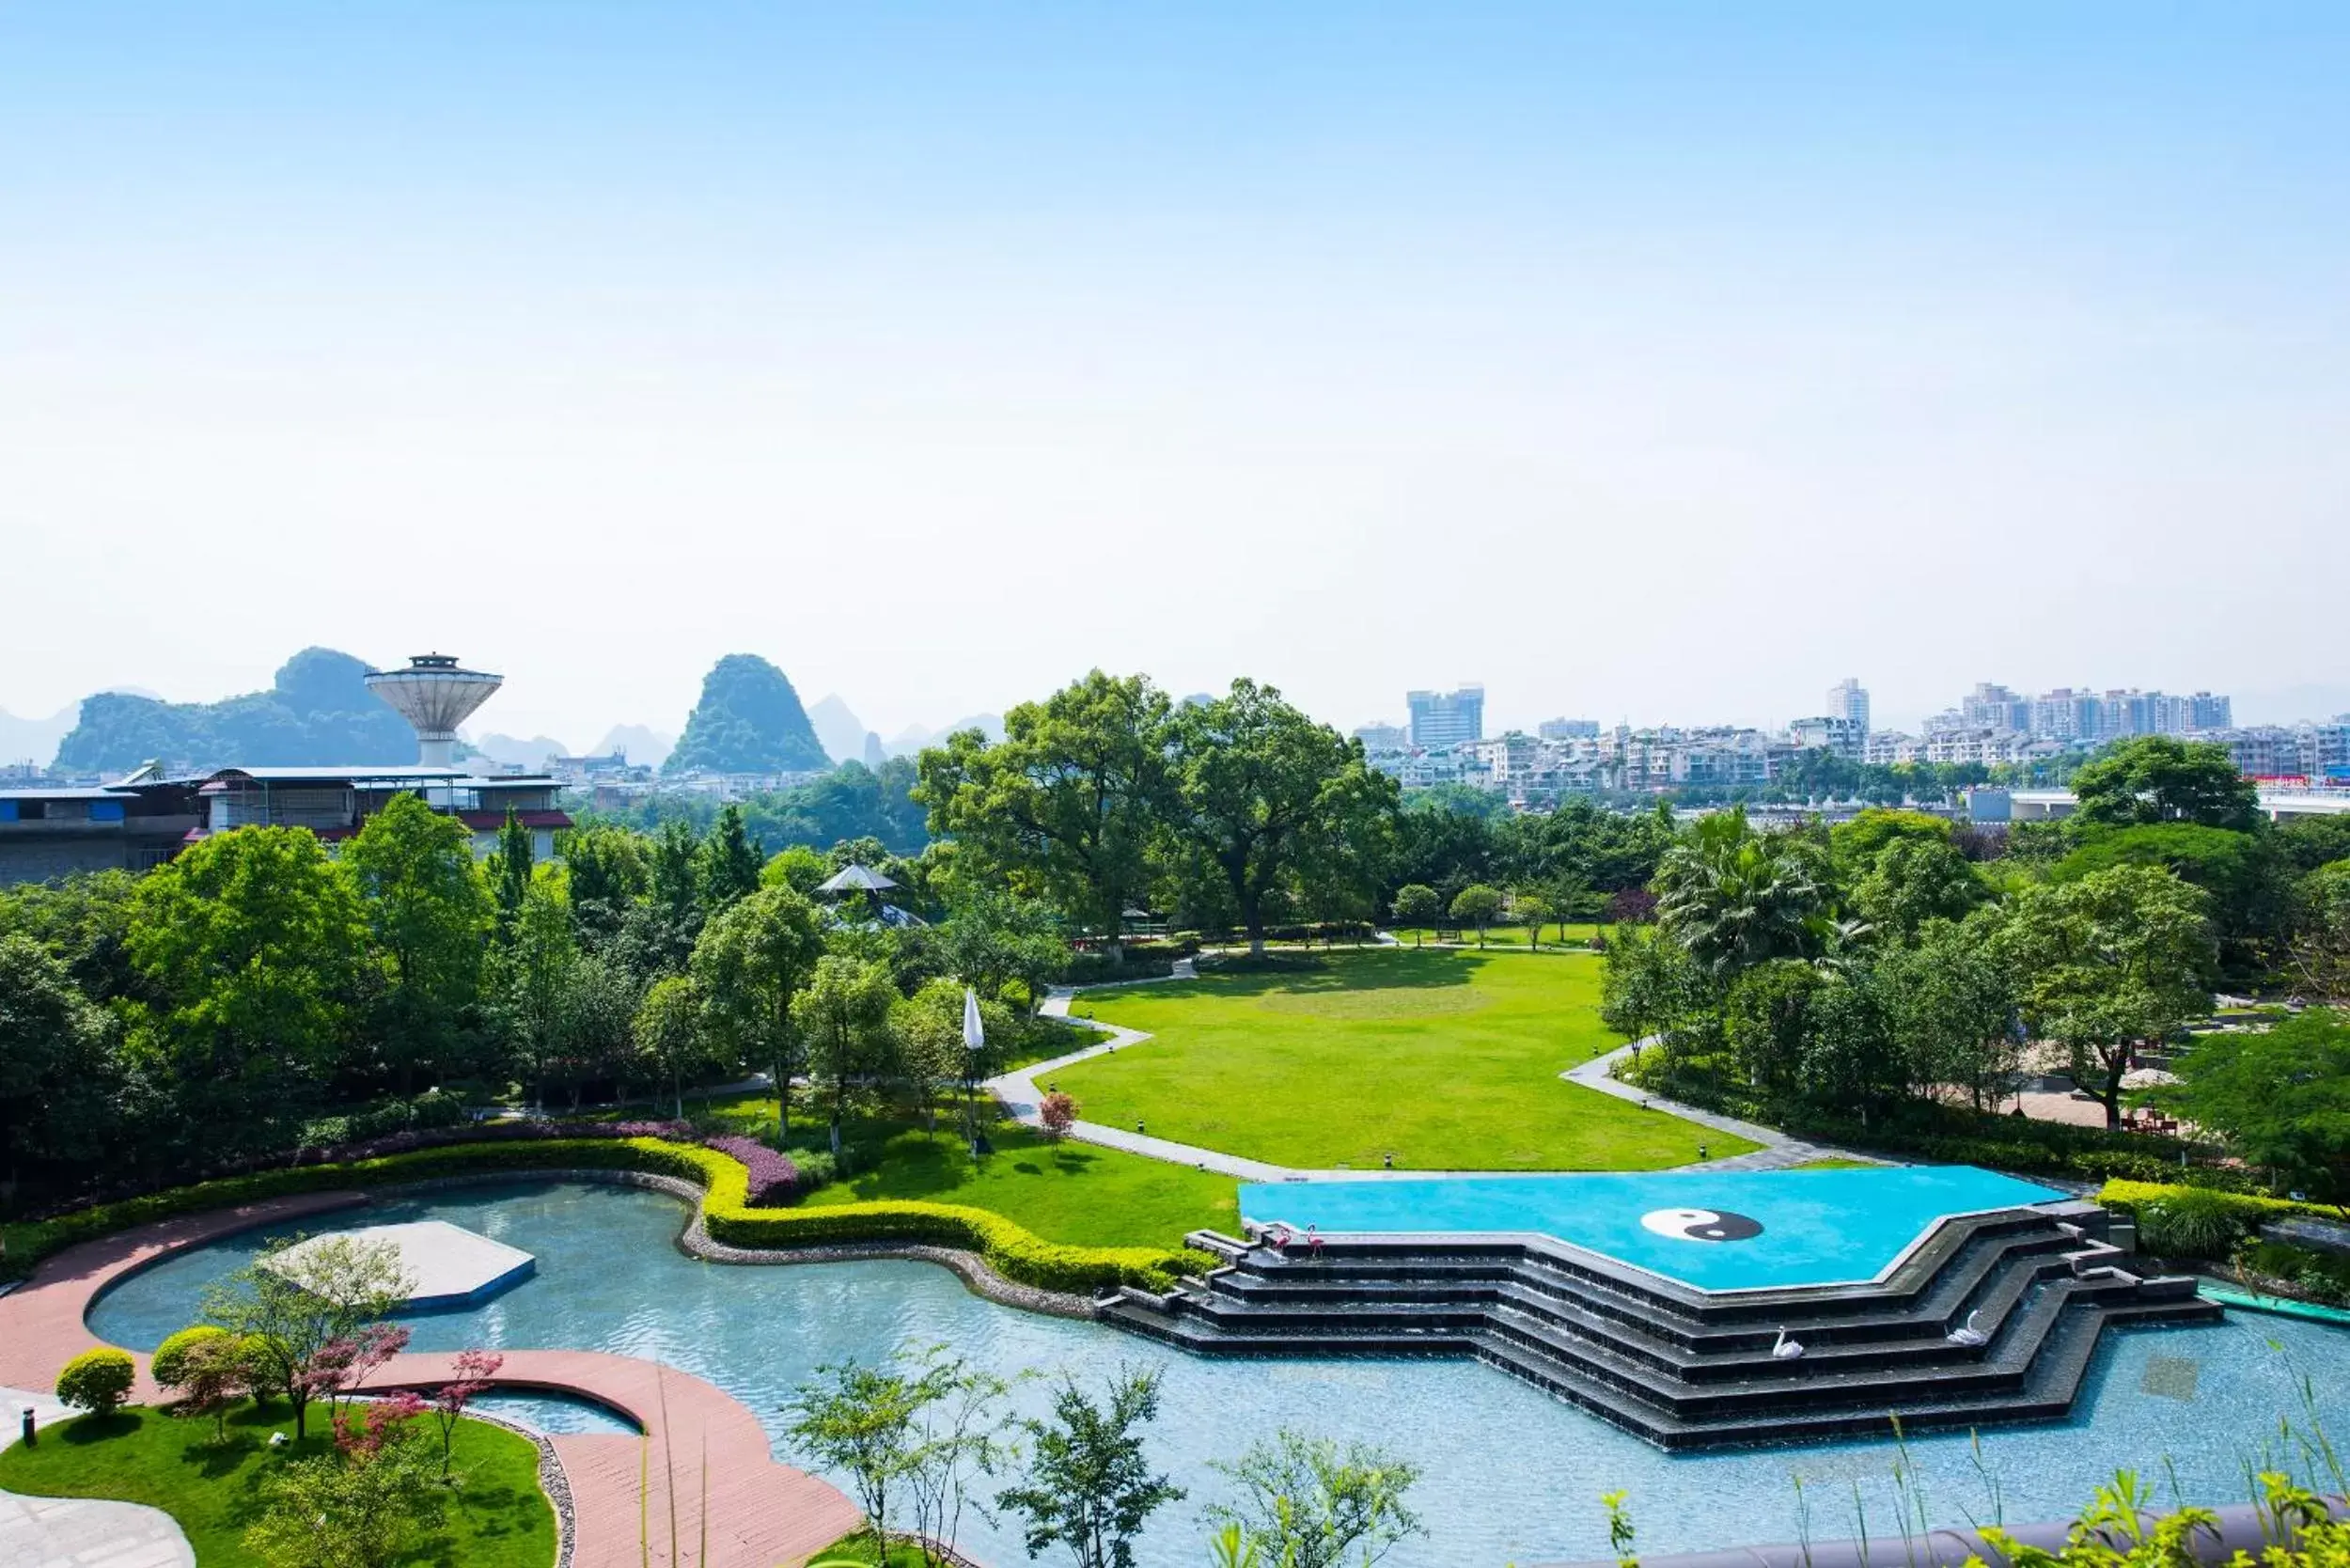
left=963, top=986, right=985, bottom=1052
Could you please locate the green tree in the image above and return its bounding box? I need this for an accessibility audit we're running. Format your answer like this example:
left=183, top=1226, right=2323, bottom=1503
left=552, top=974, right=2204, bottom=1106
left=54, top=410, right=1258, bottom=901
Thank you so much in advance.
left=692, top=884, right=827, bottom=1138
left=1390, top=885, right=1439, bottom=945
left=203, top=1234, right=411, bottom=1438
left=0, top=932, right=118, bottom=1177
left=761, top=842, right=833, bottom=896
left=2052, top=823, right=2284, bottom=979
left=545, top=949, right=639, bottom=1109
left=244, top=1415, right=445, bottom=1568
left=932, top=888, right=1067, bottom=1015
left=494, top=877, right=576, bottom=1109
left=343, top=793, right=493, bottom=1091
left=2291, top=860, right=2350, bottom=1003
left=1852, top=835, right=1985, bottom=947
left=1996, top=865, right=2216, bottom=1129
left=2143, top=1009, right=2350, bottom=1197
left=2069, top=735, right=2260, bottom=833
left=1722, top=960, right=1821, bottom=1101
left=1598, top=920, right=1707, bottom=1058
left=791, top=954, right=900, bottom=1161
left=1203, top=1429, right=1424, bottom=1568
left=697, top=803, right=764, bottom=915
left=1828, top=808, right=1953, bottom=872
left=1449, top=885, right=1502, bottom=948
left=1165, top=681, right=1400, bottom=959
left=0, top=869, right=142, bottom=1002
left=895, top=978, right=1011, bottom=1133
left=632, top=973, right=709, bottom=1118
left=560, top=823, right=650, bottom=946
left=1877, top=916, right=2024, bottom=1112
left=915, top=672, right=1173, bottom=955
left=487, top=808, right=534, bottom=940
left=785, top=1354, right=952, bottom=1563
left=124, top=826, right=369, bottom=1146
left=1512, top=891, right=1552, bottom=950
left=995, top=1367, right=1183, bottom=1568
left=1652, top=809, right=1829, bottom=980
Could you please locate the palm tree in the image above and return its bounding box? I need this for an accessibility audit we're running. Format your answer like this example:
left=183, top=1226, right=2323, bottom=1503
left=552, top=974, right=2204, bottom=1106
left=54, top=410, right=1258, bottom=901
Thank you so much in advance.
left=1652, top=809, right=1829, bottom=980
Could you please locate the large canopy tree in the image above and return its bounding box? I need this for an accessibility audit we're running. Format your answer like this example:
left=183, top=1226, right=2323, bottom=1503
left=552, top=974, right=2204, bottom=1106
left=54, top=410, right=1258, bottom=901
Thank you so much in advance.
left=2070, top=735, right=2260, bottom=833
left=1994, top=863, right=2216, bottom=1129
left=691, top=883, right=827, bottom=1137
left=2142, top=1008, right=2350, bottom=1197
left=1165, top=680, right=1398, bottom=957
left=915, top=671, right=1172, bottom=954
left=124, top=825, right=370, bottom=1148
left=0, top=932, right=118, bottom=1178
left=343, top=792, right=493, bottom=1092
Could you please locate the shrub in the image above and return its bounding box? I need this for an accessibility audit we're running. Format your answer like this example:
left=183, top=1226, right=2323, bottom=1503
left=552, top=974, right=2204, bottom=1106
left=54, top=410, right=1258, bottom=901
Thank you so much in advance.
left=2099, top=1180, right=2348, bottom=1245
left=56, top=1347, right=135, bottom=1415
left=702, top=1135, right=801, bottom=1206
left=2130, top=1188, right=2248, bottom=1260
left=150, top=1325, right=231, bottom=1389
left=1039, top=1091, right=1078, bottom=1139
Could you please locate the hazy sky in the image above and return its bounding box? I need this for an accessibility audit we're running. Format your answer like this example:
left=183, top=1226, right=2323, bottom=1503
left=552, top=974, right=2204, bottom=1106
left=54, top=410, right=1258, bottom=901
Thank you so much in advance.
left=5, top=4, right=2346, bottom=749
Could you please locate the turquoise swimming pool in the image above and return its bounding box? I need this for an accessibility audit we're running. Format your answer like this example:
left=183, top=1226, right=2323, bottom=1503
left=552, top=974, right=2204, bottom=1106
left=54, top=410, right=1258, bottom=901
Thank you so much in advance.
left=1240, top=1166, right=2071, bottom=1291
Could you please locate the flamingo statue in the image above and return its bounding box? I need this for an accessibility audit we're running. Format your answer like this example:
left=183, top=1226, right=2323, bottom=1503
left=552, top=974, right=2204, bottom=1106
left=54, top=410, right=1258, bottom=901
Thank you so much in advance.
left=1947, top=1309, right=1989, bottom=1348
left=1770, top=1327, right=1805, bottom=1361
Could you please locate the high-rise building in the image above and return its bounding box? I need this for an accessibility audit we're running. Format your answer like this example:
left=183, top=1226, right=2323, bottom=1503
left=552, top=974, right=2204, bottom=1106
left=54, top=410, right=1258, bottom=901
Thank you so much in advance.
left=1538, top=717, right=1601, bottom=740
left=1825, top=678, right=1871, bottom=734
left=1406, top=685, right=1485, bottom=748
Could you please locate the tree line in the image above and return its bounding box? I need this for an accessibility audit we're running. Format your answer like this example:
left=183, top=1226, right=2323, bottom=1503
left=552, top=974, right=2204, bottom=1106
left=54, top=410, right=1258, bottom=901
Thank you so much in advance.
left=1602, top=736, right=2350, bottom=1195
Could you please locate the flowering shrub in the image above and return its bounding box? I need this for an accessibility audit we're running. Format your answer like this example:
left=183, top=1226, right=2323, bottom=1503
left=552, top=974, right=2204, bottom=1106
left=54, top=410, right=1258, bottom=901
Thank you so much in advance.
left=1039, top=1091, right=1079, bottom=1140
left=702, top=1135, right=801, bottom=1207
left=432, top=1349, right=505, bottom=1478
left=305, top=1323, right=412, bottom=1421
left=296, top=1116, right=693, bottom=1167
left=334, top=1389, right=429, bottom=1460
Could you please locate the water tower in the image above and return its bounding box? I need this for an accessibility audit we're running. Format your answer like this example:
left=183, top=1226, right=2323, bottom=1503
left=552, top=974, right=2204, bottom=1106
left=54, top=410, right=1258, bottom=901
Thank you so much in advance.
left=364, top=653, right=504, bottom=767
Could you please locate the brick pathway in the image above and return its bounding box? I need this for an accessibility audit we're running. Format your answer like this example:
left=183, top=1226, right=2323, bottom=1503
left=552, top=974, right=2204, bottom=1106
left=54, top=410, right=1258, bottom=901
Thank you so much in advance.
left=0, top=1192, right=862, bottom=1568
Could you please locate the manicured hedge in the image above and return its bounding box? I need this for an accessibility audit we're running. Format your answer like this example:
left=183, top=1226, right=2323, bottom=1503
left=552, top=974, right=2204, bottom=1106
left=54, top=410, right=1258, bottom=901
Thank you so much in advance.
left=2099, top=1180, right=2348, bottom=1231
left=5, top=1136, right=1201, bottom=1298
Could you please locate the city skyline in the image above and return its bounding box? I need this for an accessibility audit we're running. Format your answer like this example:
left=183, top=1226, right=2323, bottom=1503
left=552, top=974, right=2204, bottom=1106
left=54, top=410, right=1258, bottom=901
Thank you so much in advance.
left=6, top=6, right=2349, bottom=747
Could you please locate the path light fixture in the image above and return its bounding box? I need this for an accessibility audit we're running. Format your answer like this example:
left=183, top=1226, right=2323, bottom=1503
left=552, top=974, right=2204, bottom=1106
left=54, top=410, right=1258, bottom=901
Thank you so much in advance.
left=18, top=1403, right=33, bottom=1447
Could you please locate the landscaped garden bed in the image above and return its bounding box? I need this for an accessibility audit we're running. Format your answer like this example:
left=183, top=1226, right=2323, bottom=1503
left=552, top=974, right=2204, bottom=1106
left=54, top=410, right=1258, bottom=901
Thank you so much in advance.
left=0, top=1403, right=554, bottom=1568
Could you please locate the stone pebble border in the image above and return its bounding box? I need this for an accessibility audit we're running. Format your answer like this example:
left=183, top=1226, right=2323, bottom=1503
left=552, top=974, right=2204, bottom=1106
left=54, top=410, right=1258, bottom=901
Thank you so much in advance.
left=431, top=1405, right=576, bottom=1568
left=388, top=1167, right=1104, bottom=1320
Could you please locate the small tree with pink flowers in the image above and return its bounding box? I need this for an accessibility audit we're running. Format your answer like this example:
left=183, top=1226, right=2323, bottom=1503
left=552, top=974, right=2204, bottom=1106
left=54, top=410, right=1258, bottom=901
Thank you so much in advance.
left=431, top=1350, right=506, bottom=1480
left=1039, top=1090, right=1079, bottom=1141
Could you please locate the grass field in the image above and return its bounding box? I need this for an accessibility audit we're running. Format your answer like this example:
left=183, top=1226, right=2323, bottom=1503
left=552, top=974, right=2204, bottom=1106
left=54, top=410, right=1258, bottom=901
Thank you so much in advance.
left=798, top=1121, right=1239, bottom=1246
left=0, top=1404, right=554, bottom=1567
left=1055, top=949, right=1754, bottom=1170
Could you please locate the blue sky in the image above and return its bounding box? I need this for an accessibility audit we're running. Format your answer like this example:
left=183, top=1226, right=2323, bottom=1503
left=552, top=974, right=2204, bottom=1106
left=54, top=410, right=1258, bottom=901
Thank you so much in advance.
left=4, top=5, right=2345, bottom=747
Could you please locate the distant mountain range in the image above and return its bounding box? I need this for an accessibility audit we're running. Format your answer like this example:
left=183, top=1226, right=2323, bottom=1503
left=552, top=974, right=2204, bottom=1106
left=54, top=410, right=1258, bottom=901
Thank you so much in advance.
left=0, top=702, right=81, bottom=769
left=592, top=724, right=674, bottom=769
left=807, top=692, right=1004, bottom=765
left=51, top=650, right=420, bottom=775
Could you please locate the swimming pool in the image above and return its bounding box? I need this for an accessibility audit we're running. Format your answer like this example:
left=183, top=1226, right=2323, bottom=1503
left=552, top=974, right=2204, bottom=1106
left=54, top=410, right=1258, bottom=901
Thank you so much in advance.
left=1240, top=1166, right=2072, bottom=1292
left=85, top=1181, right=2350, bottom=1567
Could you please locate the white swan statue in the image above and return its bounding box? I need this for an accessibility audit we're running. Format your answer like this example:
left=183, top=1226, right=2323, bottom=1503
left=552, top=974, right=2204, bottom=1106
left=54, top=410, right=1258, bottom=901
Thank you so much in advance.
left=1770, top=1327, right=1805, bottom=1361
left=1947, top=1309, right=1989, bottom=1348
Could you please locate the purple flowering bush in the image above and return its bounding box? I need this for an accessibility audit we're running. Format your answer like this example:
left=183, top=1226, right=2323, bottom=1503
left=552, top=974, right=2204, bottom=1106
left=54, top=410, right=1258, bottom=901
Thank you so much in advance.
left=701, top=1135, right=801, bottom=1207
left=290, top=1117, right=694, bottom=1168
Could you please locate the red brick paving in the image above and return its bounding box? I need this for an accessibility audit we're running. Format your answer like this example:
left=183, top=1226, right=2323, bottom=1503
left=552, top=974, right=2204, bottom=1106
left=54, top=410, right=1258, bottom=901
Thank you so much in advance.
left=1, top=1194, right=863, bottom=1568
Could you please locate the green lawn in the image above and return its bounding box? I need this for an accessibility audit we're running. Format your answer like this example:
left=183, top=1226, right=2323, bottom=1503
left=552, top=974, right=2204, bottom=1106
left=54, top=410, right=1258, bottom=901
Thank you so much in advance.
left=799, top=1121, right=1238, bottom=1247
left=0, top=1403, right=554, bottom=1567
left=1055, top=949, right=1754, bottom=1171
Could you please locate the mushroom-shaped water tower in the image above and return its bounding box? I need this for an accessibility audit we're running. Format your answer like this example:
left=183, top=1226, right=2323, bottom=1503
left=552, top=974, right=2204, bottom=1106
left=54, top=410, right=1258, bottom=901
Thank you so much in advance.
left=364, top=653, right=503, bottom=766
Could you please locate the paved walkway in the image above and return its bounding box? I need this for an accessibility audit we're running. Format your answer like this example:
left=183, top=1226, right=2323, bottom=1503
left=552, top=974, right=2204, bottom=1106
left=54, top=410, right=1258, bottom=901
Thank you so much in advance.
left=0, top=1193, right=861, bottom=1568
left=1, top=1387, right=193, bottom=1568
left=1562, top=1043, right=1888, bottom=1171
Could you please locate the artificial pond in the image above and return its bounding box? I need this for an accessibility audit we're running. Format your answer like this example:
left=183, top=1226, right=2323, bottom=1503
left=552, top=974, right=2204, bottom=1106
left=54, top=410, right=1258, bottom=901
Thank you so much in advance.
left=88, top=1180, right=2350, bottom=1567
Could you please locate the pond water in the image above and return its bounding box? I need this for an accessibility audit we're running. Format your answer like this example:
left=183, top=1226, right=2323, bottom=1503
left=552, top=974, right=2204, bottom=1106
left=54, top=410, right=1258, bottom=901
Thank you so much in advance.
left=88, top=1181, right=2350, bottom=1567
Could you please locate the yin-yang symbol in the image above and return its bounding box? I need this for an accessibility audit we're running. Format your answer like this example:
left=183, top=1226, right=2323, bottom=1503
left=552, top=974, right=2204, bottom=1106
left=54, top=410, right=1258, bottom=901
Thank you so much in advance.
left=1638, top=1206, right=1763, bottom=1243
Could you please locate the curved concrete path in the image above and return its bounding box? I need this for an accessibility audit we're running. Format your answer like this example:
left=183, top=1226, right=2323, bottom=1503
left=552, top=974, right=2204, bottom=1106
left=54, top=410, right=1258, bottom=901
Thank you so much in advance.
left=1563, top=1042, right=1887, bottom=1171
left=0, top=1191, right=861, bottom=1568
